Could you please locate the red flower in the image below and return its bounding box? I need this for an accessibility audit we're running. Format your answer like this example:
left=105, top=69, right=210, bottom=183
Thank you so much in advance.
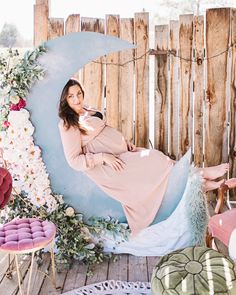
left=18, top=98, right=26, bottom=109
left=3, top=121, right=10, bottom=128
left=10, top=104, right=20, bottom=111
left=9, top=98, right=26, bottom=111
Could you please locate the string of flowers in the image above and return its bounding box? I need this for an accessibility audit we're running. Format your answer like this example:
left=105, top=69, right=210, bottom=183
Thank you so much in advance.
left=0, top=46, right=130, bottom=268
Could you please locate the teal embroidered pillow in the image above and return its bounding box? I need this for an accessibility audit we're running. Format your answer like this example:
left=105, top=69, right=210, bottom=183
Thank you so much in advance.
left=151, top=246, right=236, bottom=294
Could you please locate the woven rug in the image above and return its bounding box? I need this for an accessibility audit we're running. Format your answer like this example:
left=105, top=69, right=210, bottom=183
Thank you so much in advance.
left=61, top=280, right=152, bottom=295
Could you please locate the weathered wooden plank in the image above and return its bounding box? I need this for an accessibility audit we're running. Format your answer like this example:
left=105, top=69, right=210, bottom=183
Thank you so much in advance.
left=65, top=14, right=81, bottom=81
left=128, top=255, right=148, bottom=282
left=65, top=14, right=81, bottom=34
left=146, top=256, right=160, bottom=282
left=169, top=20, right=180, bottom=160
left=0, top=253, right=14, bottom=284
left=0, top=254, right=31, bottom=295
left=105, top=15, right=120, bottom=129
left=179, top=14, right=193, bottom=156
left=48, top=18, right=64, bottom=40
left=193, top=16, right=204, bottom=167
left=81, top=18, right=105, bottom=110
left=39, top=262, right=67, bottom=295
left=62, top=261, right=88, bottom=293
left=229, top=9, right=236, bottom=200
left=107, top=254, right=128, bottom=281
left=119, top=18, right=135, bottom=142
left=134, top=12, right=149, bottom=148
left=205, top=8, right=230, bottom=166
left=16, top=253, right=51, bottom=295
left=85, top=260, right=108, bottom=285
left=34, top=4, right=49, bottom=46
left=154, top=25, right=169, bottom=154
left=36, top=0, right=50, bottom=5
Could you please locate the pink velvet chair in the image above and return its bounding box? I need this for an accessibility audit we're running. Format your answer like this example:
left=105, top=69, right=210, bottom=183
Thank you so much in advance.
left=0, top=167, right=57, bottom=295
left=207, top=183, right=236, bottom=260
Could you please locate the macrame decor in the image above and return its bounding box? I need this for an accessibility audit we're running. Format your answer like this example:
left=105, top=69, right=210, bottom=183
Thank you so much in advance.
left=62, top=280, right=152, bottom=295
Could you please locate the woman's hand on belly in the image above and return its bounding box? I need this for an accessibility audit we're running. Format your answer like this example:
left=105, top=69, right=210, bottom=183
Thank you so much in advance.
left=103, top=153, right=126, bottom=171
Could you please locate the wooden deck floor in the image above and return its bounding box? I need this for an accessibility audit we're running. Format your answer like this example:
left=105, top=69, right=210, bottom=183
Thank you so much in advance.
left=0, top=201, right=231, bottom=295
left=0, top=253, right=159, bottom=295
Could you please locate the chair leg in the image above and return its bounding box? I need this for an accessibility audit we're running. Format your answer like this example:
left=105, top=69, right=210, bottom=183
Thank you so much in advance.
left=15, top=254, right=24, bottom=295
left=6, top=254, right=14, bottom=279
left=26, top=251, right=35, bottom=295
left=50, top=241, right=56, bottom=288
left=206, top=230, right=213, bottom=248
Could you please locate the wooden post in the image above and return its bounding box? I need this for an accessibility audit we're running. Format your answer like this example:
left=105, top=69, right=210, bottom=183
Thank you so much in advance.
left=65, top=14, right=81, bottom=34
left=119, top=18, right=135, bottom=142
left=36, top=0, right=50, bottom=5
left=205, top=8, right=230, bottom=166
left=65, top=14, right=81, bottom=81
left=154, top=25, right=169, bottom=154
left=134, top=12, right=149, bottom=148
left=105, top=15, right=120, bottom=129
left=169, top=20, right=180, bottom=160
left=179, top=14, right=194, bottom=157
left=81, top=18, right=105, bottom=110
left=193, top=15, right=204, bottom=167
left=34, top=3, right=49, bottom=46
left=48, top=18, right=64, bottom=40
left=229, top=8, right=236, bottom=199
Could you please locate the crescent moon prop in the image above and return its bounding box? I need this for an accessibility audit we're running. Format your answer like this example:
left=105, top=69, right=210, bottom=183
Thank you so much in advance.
left=26, top=32, right=136, bottom=221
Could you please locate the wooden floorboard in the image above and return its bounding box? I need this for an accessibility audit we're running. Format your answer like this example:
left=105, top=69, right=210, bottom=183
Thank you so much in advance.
left=107, top=254, right=128, bottom=281
left=0, top=254, right=31, bottom=295
left=39, top=263, right=67, bottom=295
left=146, top=257, right=160, bottom=282
left=85, top=259, right=108, bottom=286
left=17, top=253, right=51, bottom=295
left=128, top=256, right=148, bottom=282
left=62, top=261, right=88, bottom=293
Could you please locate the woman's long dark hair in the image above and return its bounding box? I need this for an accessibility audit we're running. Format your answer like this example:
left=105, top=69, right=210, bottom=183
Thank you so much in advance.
left=59, top=79, right=87, bottom=134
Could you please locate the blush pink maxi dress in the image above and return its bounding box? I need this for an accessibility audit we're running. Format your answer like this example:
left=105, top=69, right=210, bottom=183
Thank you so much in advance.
left=58, top=113, right=174, bottom=235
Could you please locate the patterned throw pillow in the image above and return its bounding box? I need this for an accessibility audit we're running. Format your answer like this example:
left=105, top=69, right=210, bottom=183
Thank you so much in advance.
left=151, top=246, right=236, bottom=294
left=0, top=167, right=12, bottom=209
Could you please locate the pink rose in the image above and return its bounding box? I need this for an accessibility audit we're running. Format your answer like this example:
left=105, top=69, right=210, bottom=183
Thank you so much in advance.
left=9, top=98, right=26, bottom=111
left=3, top=121, right=10, bottom=128
left=18, top=98, right=26, bottom=109
left=10, top=104, right=20, bottom=111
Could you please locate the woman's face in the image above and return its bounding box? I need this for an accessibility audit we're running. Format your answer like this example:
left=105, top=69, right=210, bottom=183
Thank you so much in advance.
left=66, top=84, right=84, bottom=114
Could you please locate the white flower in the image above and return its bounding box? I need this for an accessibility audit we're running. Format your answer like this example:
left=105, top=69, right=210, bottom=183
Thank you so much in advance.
left=10, top=95, right=20, bottom=104
left=65, top=207, right=75, bottom=217
left=8, top=109, right=30, bottom=128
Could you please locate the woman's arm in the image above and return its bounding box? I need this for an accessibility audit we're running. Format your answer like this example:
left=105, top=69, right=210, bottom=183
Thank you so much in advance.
left=58, top=121, right=125, bottom=171
left=58, top=121, right=104, bottom=172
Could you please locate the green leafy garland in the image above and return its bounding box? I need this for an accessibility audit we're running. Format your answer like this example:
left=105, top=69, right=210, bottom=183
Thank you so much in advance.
left=0, top=46, right=130, bottom=268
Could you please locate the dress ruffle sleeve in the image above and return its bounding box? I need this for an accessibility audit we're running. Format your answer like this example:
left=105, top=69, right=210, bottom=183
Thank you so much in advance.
left=58, top=120, right=104, bottom=171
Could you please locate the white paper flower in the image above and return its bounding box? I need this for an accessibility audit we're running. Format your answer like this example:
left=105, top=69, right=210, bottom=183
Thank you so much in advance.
left=65, top=207, right=75, bottom=217
left=10, top=95, right=20, bottom=104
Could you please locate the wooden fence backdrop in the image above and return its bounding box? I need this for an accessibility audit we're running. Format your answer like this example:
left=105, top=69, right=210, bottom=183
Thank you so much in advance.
left=34, top=0, right=236, bottom=181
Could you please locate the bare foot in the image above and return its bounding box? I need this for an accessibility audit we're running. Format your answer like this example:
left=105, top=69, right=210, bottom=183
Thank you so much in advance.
left=200, top=163, right=229, bottom=180
left=225, top=178, right=236, bottom=189
left=204, top=179, right=225, bottom=192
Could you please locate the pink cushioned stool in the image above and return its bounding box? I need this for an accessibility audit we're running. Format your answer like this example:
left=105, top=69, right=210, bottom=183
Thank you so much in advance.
left=0, top=218, right=56, bottom=252
left=208, top=209, right=236, bottom=247
left=207, top=183, right=236, bottom=260
left=0, top=167, right=57, bottom=295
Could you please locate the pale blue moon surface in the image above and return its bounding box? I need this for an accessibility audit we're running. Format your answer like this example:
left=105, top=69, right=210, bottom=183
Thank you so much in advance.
left=26, top=32, right=136, bottom=222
